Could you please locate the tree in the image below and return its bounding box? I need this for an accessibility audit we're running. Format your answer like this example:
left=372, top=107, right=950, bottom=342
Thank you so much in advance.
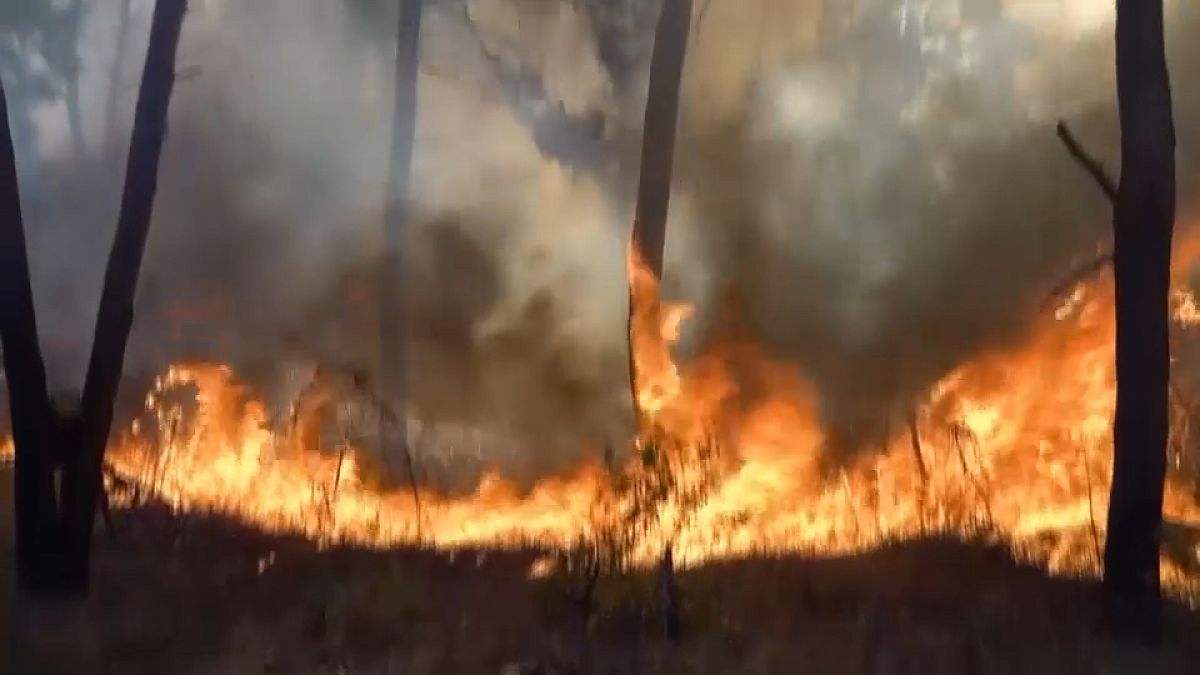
left=626, top=0, right=690, bottom=436
left=455, top=0, right=611, bottom=175
left=0, top=76, right=58, bottom=594
left=0, top=0, right=189, bottom=595
left=379, top=0, right=423, bottom=483
left=1103, top=0, right=1176, bottom=638
left=629, top=0, right=692, bottom=280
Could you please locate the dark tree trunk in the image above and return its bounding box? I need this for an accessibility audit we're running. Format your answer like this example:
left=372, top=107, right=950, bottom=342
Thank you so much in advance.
left=629, top=0, right=692, bottom=280
left=626, top=0, right=692, bottom=431
left=379, top=0, right=422, bottom=474
left=1103, top=0, right=1176, bottom=639
left=0, top=82, right=60, bottom=594
left=57, top=0, right=188, bottom=594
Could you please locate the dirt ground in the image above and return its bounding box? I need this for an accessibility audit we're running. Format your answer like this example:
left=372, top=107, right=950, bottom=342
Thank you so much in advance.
left=3, top=466, right=1200, bottom=674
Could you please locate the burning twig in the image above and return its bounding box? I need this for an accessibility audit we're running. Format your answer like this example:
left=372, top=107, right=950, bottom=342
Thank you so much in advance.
left=1041, top=252, right=1113, bottom=311
left=658, top=546, right=681, bottom=644
left=1080, top=443, right=1103, bottom=571
left=98, top=467, right=117, bottom=540
left=907, top=409, right=929, bottom=486
left=840, top=470, right=861, bottom=543
left=906, top=409, right=929, bottom=527
left=303, top=365, right=425, bottom=540
left=950, top=423, right=994, bottom=526
left=331, top=443, right=348, bottom=501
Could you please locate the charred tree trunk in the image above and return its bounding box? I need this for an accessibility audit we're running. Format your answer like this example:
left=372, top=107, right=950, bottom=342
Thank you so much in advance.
left=379, top=0, right=422, bottom=479
left=627, top=0, right=692, bottom=431
left=0, top=82, right=60, bottom=594
left=629, top=0, right=692, bottom=280
left=57, top=0, right=188, bottom=594
left=1103, top=0, right=1176, bottom=638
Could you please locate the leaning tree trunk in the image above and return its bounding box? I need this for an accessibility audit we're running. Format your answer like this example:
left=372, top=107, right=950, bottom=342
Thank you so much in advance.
left=379, top=0, right=423, bottom=481
left=1103, top=0, right=1176, bottom=638
left=629, top=0, right=692, bottom=280
left=0, top=82, right=60, bottom=593
left=55, top=0, right=189, bottom=594
left=626, top=0, right=692, bottom=429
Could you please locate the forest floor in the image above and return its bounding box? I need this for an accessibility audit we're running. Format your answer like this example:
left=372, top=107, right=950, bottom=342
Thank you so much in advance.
left=4, top=465, right=1200, bottom=674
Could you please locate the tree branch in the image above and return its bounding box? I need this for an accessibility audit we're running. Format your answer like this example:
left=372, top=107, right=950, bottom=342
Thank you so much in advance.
left=1042, top=251, right=1114, bottom=311
left=1055, top=120, right=1117, bottom=205
left=457, top=0, right=606, bottom=173
left=1043, top=122, right=1118, bottom=311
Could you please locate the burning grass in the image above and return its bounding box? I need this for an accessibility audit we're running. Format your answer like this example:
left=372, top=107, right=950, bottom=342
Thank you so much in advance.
left=8, top=240, right=1200, bottom=670
left=59, top=246, right=1200, bottom=606
left=5, top=481, right=1200, bottom=674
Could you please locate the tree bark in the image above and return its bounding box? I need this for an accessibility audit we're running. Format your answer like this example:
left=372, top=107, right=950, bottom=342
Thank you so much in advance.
left=629, top=0, right=692, bottom=280
left=626, top=0, right=691, bottom=433
left=379, top=0, right=422, bottom=477
left=1103, top=0, right=1176, bottom=638
left=57, top=0, right=189, bottom=594
left=0, top=81, right=60, bottom=593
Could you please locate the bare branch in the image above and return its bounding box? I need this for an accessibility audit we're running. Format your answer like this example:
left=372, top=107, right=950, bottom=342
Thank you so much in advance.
left=1042, top=122, right=1119, bottom=311
left=1055, top=121, right=1117, bottom=204
left=457, top=0, right=605, bottom=172
left=1041, top=251, right=1114, bottom=311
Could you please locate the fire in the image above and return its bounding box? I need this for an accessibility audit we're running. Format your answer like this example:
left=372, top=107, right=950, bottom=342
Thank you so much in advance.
left=1173, top=288, right=1200, bottom=327
left=6, top=242, right=1200, bottom=599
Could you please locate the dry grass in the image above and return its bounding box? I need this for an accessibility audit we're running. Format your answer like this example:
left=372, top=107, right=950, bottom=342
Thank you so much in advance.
left=3, top=466, right=1200, bottom=674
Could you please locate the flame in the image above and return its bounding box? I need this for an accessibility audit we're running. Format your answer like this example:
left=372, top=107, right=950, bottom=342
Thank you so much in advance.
left=1173, top=288, right=1200, bottom=327
left=5, top=242, right=1200, bottom=599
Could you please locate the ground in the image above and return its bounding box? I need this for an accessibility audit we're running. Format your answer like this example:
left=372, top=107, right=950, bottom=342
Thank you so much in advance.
left=3, top=466, right=1200, bottom=674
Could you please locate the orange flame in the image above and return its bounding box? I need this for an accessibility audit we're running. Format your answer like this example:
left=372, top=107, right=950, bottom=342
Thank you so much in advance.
left=4, top=241, right=1200, bottom=598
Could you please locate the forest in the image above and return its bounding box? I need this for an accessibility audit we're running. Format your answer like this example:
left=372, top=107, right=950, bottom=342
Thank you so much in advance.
left=2, top=0, right=1200, bottom=672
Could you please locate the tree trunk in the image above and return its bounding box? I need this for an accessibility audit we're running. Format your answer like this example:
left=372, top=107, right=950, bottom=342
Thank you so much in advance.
left=379, top=0, right=423, bottom=476
left=57, top=0, right=189, bottom=594
left=0, top=81, right=60, bottom=594
left=629, top=0, right=692, bottom=280
left=1103, top=0, right=1176, bottom=638
left=626, top=0, right=692, bottom=429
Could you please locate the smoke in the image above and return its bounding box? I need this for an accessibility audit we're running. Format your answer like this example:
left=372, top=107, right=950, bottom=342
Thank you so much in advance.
left=5, top=0, right=1198, bottom=481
